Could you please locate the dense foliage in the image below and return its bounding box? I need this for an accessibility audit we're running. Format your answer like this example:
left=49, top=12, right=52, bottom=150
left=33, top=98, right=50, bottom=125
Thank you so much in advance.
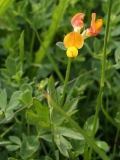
left=0, top=0, right=120, bottom=160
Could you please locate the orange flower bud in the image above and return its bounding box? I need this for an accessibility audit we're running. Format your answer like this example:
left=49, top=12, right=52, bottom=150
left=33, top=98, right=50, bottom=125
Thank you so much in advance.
left=66, top=46, right=78, bottom=58
left=71, top=13, right=85, bottom=29
left=63, top=31, right=84, bottom=49
left=86, top=13, right=103, bottom=37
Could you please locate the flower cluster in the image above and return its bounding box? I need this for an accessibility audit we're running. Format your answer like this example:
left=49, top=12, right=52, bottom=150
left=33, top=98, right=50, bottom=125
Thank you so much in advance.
left=63, top=13, right=103, bottom=58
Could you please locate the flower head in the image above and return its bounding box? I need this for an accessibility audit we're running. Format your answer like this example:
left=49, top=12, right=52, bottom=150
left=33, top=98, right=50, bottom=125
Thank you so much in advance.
left=63, top=31, right=84, bottom=58
left=71, top=13, right=85, bottom=32
left=86, top=13, right=103, bottom=37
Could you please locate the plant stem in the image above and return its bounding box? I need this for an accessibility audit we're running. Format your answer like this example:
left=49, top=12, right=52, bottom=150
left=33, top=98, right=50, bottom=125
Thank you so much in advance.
left=61, top=58, right=72, bottom=106
left=40, top=140, right=48, bottom=155
left=113, top=125, right=120, bottom=155
left=89, top=0, right=112, bottom=159
left=30, top=30, right=35, bottom=63
left=27, top=123, right=30, bottom=136
left=0, top=124, right=15, bottom=138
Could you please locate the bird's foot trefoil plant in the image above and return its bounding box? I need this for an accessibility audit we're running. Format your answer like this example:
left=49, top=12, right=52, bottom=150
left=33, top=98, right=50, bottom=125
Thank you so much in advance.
left=1, top=0, right=118, bottom=159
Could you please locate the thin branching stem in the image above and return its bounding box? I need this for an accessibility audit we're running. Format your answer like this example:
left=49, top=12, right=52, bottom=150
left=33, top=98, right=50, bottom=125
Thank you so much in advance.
left=89, top=0, right=113, bottom=159
left=61, top=58, right=72, bottom=106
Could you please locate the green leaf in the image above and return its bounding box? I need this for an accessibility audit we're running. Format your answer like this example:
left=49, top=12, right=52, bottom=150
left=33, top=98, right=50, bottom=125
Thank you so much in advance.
left=3, top=35, right=15, bottom=50
left=111, top=25, right=120, bottom=37
left=0, top=110, right=3, bottom=116
left=39, top=78, right=48, bottom=89
left=63, top=98, right=79, bottom=114
left=95, top=141, right=110, bottom=152
left=55, top=150, right=59, bottom=160
left=47, top=76, right=62, bottom=125
left=36, top=126, right=50, bottom=135
left=22, top=90, right=32, bottom=104
left=16, top=62, right=23, bottom=72
left=40, top=134, right=52, bottom=142
left=26, top=99, right=50, bottom=128
left=9, top=136, right=21, bottom=145
left=83, top=115, right=99, bottom=136
left=12, top=71, right=23, bottom=81
left=5, top=57, right=17, bottom=74
left=7, top=91, right=22, bottom=111
left=0, top=89, right=7, bottom=111
left=1, top=69, right=13, bottom=78
left=68, top=150, right=80, bottom=159
left=112, top=0, right=120, bottom=15
left=55, top=127, right=84, bottom=140
left=20, top=83, right=33, bottom=92
left=0, top=141, right=12, bottom=145
left=19, top=30, right=24, bottom=63
left=6, top=145, right=20, bottom=151
left=54, top=135, right=72, bottom=157
left=115, top=46, right=120, bottom=63
left=20, top=136, right=39, bottom=159
left=0, top=0, right=14, bottom=16
left=115, top=61, right=120, bottom=70
left=94, top=37, right=100, bottom=55
left=48, top=96, right=110, bottom=160
left=56, top=42, right=67, bottom=50
left=70, top=139, right=85, bottom=155
left=36, top=126, right=52, bottom=142
left=45, top=157, right=53, bottom=160
left=102, top=3, right=108, bottom=14
left=115, top=107, right=120, bottom=124
left=47, top=76, right=56, bottom=103
left=5, top=110, right=14, bottom=121
left=8, top=158, right=17, bottom=160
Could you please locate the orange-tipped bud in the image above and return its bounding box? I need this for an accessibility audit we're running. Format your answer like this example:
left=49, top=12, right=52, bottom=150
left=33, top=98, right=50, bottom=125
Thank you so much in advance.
left=63, top=31, right=84, bottom=49
left=71, top=13, right=85, bottom=30
left=86, top=13, right=103, bottom=37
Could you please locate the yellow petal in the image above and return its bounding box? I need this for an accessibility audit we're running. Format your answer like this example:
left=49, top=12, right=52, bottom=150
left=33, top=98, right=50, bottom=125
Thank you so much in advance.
left=66, top=46, right=78, bottom=58
left=64, top=32, right=84, bottom=49
left=95, top=19, right=103, bottom=31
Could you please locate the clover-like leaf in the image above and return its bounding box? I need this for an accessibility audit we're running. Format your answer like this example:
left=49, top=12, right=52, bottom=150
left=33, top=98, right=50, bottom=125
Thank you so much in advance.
left=26, top=99, right=50, bottom=128
left=20, top=136, right=39, bottom=159
left=56, top=42, right=67, bottom=50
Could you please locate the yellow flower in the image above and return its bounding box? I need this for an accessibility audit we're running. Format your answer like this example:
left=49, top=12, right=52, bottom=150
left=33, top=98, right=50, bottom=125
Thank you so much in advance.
left=63, top=31, right=84, bottom=58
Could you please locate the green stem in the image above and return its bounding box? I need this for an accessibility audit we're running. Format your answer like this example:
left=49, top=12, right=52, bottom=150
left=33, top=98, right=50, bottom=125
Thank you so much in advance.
left=19, top=30, right=25, bottom=63
left=27, top=123, right=30, bottom=136
left=30, top=30, right=35, bottom=63
left=101, top=104, right=117, bottom=128
left=89, top=0, right=112, bottom=159
left=52, top=133, right=55, bottom=158
left=113, top=125, right=120, bottom=155
left=84, top=42, right=94, bottom=57
left=61, top=58, right=72, bottom=106
left=40, top=140, right=48, bottom=155
left=0, top=124, right=15, bottom=138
